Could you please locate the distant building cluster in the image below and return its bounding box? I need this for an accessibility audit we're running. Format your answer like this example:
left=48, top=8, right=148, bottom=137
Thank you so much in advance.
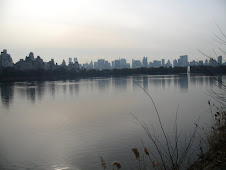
left=188, top=56, right=223, bottom=67
left=60, top=57, right=79, bottom=70
left=0, top=49, right=225, bottom=72
left=81, top=58, right=130, bottom=70
left=87, top=55, right=223, bottom=70
left=0, top=49, right=79, bottom=71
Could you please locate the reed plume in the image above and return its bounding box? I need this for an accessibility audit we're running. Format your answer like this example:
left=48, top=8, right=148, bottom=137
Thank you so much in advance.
left=112, top=161, right=121, bottom=169
left=153, top=160, right=159, bottom=167
left=144, top=147, right=149, bottom=156
left=100, top=156, right=107, bottom=169
left=132, top=148, right=140, bottom=159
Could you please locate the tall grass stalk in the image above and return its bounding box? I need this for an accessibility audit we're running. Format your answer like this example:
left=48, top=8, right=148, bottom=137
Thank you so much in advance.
left=130, top=82, right=200, bottom=170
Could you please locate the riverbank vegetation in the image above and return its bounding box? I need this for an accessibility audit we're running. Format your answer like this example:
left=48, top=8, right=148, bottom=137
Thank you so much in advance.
left=188, top=101, right=226, bottom=169
left=0, top=66, right=225, bottom=82
left=100, top=78, right=226, bottom=170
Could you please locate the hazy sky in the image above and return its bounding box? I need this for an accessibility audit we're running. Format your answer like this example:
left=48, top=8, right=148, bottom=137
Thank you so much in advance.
left=0, top=0, right=225, bottom=64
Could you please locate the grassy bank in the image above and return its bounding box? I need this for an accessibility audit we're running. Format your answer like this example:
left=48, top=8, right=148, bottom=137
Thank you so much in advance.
left=188, top=102, right=226, bottom=170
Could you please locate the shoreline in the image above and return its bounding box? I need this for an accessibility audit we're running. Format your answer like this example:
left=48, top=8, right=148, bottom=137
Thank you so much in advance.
left=0, top=66, right=225, bottom=82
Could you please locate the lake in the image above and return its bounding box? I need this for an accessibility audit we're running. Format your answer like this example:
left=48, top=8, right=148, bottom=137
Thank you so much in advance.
left=0, top=74, right=224, bottom=170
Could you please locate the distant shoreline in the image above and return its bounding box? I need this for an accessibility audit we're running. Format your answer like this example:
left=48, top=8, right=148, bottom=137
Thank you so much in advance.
left=0, top=66, right=225, bottom=82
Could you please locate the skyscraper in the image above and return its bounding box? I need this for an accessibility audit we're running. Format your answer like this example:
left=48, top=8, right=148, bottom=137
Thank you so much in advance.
left=69, top=58, right=72, bottom=64
left=218, top=56, right=222, bottom=65
left=209, top=58, right=218, bottom=66
left=61, top=59, right=66, bottom=66
left=132, top=59, right=142, bottom=68
left=205, top=59, right=208, bottom=65
left=162, top=59, right=165, bottom=67
left=179, top=55, right=188, bottom=67
left=114, top=60, right=120, bottom=69
left=0, top=49, right=14, bottom=68
left=165, top=60, right=172, bottom=67
left=142, top=57, right=148, bottom=67
left=120, top=59, right=130, bottom=69
left=97, top=59, right=105, bottom=70
left=173, top=59, right=178, bottom=67
left=27, top=52, right=35, bottom=61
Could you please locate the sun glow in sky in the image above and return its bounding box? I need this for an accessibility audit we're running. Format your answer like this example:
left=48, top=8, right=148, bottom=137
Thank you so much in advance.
left=0, top=0, right=225, bottom=64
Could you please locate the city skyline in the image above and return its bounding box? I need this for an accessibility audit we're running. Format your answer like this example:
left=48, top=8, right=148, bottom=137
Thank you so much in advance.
left=0, top=49, right=224, bottom=71
left=1, top=0, right=225, bottom=64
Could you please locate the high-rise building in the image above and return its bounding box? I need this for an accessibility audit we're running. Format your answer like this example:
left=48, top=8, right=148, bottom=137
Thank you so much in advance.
left=114, top=60, right=120, bottom=69
left=111, top=61, right=115, bottom=68
left=152, top=60, right=161, bottom=68
left=162, top=59, right=165, bottom=67
left=89, top=61, right=93, bottom=69
left=173, top=59, right=178, bottom=67
left=61, top=59, right=66, bottom=67
left=74, top=58, right=78, bottom=63
left=218, top=56, right=222, bottom=65
left=209, top=58, right=218, bottom=66
left=28, top=52, right=35, bottom=61
left=198, top=61, right=203, bottom=66
left=165, top=60, right=172, bottom=67
left=0, top=49, right=14, bottom=68
left=97, top=59, right=105, bottom=70
left=132, top=59, right=142, bottom=68
left=104, top=61, right=111, bottom=69
left=205, top=59, right=208, bottom=65
left=49, top=59, right=56, bottom=70
left=142, top=57, right=148, bottom=67
left=119, top=59, right=130, bottom=69
left=179, top=55, right=188, bottom=67
left=94, top=62, right=98, bottom=69
left=69, top=58, right=72, bottom=64
left=120, top=59, right=126, bottom=67
left=149, top=62, right=153, bottom=67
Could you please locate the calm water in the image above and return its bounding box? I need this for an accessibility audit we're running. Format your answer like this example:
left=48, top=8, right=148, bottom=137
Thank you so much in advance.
left=0, top=74, right=224, bottom=170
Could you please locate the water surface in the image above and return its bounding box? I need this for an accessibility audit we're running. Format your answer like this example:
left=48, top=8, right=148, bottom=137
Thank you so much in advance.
left=0, top=74, right=223, bottom=169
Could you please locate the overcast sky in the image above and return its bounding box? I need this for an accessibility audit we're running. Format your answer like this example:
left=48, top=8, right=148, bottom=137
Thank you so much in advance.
left=0, top=0, right=225, bottom=64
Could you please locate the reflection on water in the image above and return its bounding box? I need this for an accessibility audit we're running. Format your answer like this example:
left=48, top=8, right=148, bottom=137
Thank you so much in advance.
left=162, top=77, right=166, bottom=89
left=143, top=76, right=148, bottom=90
left=178, top=75, right=188, bottom=92
left=167, top=77, right=172, bottom=87
left=62, top=80, right=67, bottom=95
left=97, top=78, right=110, bottom=92
left=199, top=76, right=204, bottom=87
left=0, top=74, right=224, bottom=170
left=26, top=86, right=36, bottom=104
left=36, top=81, right=46, bottom=100
left=49, top=82, right=56, bottom=97
left=0, top=83, right=14, bottom=109
left=217, top=75, right=223, bottom=89
left=0, top=74, right=224, bottom=108
left=153, top=77, right=162, bottom=87
left=112, top=77, right=128, bottom=92
left=69, top=82, right=74, bottom=96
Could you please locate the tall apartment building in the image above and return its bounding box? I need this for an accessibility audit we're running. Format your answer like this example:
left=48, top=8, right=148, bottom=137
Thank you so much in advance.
left=0, top=49, right=14, bottom=68
left=69, top=58, right=72, bottom=64
left=218, top=56, right=222, bottom=65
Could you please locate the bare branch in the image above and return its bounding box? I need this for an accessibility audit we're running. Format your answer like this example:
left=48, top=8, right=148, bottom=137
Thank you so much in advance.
left=216, top=24, right=226, bottom=40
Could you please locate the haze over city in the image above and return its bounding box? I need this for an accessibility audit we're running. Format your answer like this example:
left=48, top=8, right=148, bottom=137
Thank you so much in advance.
left=1, top=0, right=225, bottom=64
left=1, top=0, right=226, bottom=170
